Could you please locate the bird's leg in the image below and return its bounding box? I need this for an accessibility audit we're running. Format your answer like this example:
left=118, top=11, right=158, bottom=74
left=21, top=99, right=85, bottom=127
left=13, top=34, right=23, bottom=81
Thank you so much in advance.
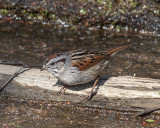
left=57, top=85, right=68, bottom=95
left=85, top=75, right=100, bottom=101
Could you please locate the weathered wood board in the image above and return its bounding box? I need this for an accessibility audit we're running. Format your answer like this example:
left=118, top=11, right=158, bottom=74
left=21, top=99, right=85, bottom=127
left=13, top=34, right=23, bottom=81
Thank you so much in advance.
left=0, top=64, right=160, bottom=111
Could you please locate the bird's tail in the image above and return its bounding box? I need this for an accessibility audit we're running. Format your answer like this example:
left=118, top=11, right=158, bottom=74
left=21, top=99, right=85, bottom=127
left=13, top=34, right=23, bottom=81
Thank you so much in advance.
left=106, top=43, right=133, bottom=56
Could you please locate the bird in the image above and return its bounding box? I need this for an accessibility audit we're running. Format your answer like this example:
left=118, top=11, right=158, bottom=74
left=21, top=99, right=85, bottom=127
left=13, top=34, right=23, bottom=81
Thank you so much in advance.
left=42, top=43, right=132, bottom=101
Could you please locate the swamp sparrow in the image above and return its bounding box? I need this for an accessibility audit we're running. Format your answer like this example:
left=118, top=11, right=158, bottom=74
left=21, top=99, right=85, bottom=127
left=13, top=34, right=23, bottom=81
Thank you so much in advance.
left=42, top=43, right=132, bottom=101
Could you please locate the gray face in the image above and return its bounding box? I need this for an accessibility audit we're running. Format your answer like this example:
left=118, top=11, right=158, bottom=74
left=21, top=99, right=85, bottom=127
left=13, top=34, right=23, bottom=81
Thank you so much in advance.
left=45, top=55, right=66, bottom=77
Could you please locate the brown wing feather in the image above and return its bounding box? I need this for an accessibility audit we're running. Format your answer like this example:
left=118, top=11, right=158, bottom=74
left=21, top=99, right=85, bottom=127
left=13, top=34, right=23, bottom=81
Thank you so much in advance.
left=71, top=52, right=107, bottom=71
left=71, top=43, right=132, bottom=71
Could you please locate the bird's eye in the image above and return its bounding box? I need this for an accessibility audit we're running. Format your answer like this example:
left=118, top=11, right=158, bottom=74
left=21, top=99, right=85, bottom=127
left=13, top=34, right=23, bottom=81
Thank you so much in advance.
left=50, top=62, right=55, bottom=65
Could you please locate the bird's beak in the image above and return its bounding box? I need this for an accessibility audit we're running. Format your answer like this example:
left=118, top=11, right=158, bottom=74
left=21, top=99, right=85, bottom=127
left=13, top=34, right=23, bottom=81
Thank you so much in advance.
left=40, top=65, right=46, bottom=71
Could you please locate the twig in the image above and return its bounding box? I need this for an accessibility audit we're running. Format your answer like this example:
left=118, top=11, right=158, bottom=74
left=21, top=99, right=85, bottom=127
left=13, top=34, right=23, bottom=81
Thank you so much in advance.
left=0, top=67, right=30, bottom=92
left=136, top=107, right=160, bottom=117
left=0, top=60, right=42, bottom=92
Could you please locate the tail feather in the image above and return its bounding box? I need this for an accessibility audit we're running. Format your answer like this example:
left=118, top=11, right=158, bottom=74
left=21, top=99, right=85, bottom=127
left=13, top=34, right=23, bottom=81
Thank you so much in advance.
left=106, top=43, right=132, bottom=56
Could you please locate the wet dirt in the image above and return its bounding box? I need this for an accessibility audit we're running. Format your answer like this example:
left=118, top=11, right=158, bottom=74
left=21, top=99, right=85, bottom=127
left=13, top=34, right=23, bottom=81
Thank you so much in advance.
left=1, top=95, right=160, bottom=128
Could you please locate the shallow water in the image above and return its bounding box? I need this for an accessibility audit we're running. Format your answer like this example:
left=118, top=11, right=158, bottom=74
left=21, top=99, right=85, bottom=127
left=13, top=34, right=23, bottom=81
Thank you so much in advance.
left=0, top=23, right=160, bottom=127
left=0, top=23, right=159, bottom=79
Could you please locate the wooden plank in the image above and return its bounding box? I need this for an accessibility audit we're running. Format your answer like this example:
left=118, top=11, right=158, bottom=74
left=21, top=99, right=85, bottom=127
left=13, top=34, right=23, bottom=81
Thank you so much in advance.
left=0, top=64, right=160, bottom=110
